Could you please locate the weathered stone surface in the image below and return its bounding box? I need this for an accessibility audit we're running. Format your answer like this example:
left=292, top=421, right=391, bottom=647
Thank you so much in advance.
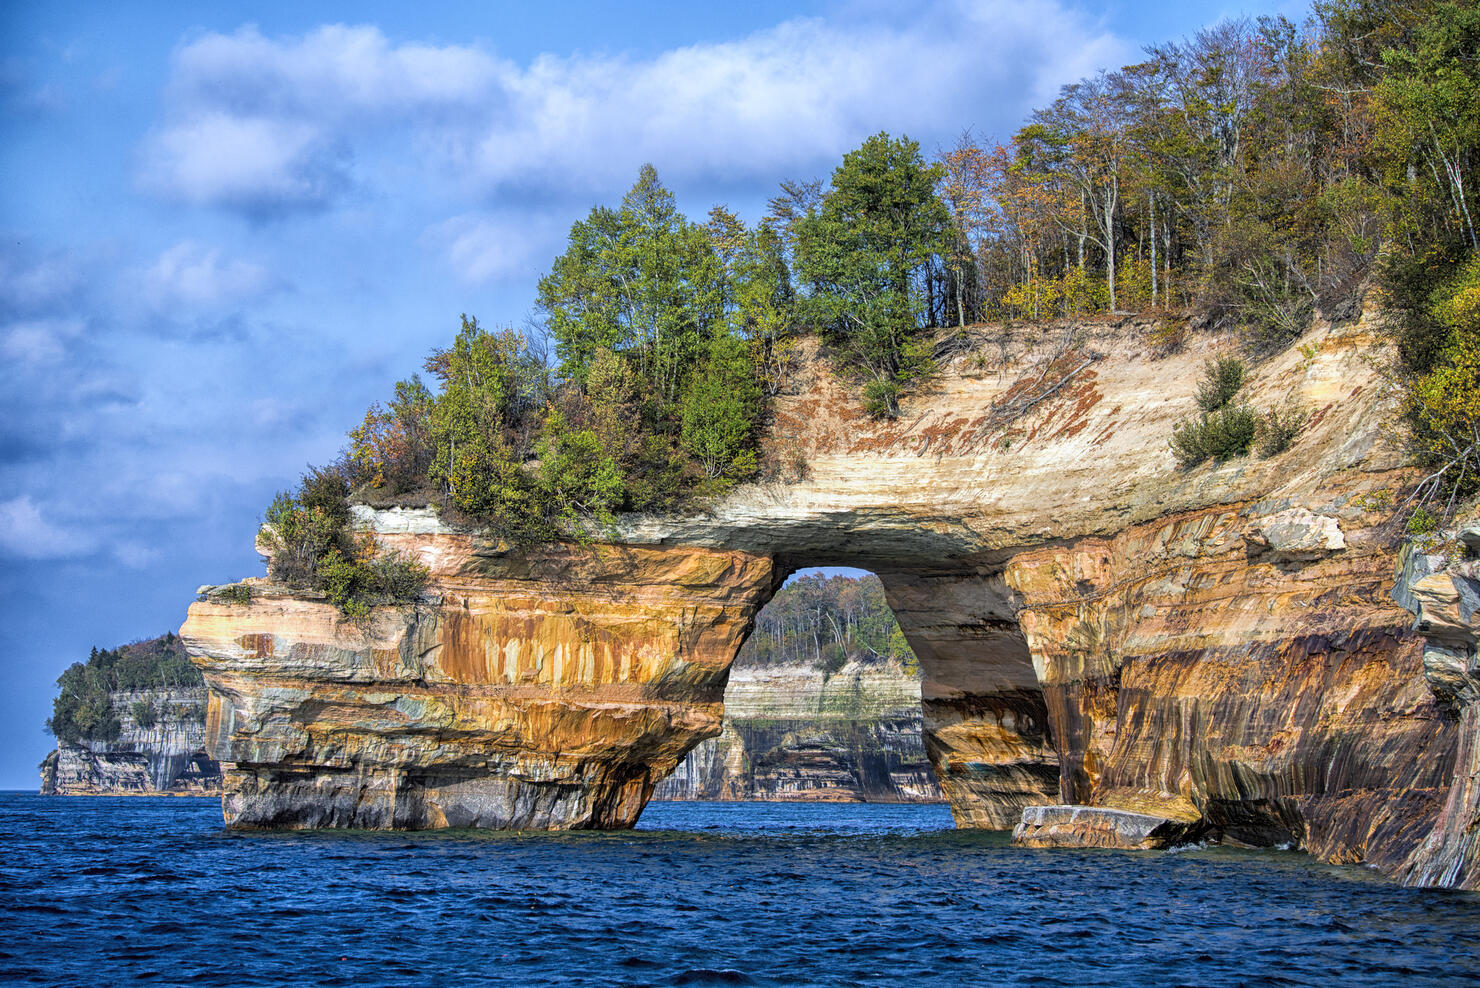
left=40, top=687, right=220, bottom=796
left=1013, top=804, right=1203, bottom=850
left=654, top=660, right=939, bottom=802
left=1005, top=496, right=1455, bottom=873
left=1244, top=507, right=1346, bottom=558
left=1392, top=535, right=1480, bottom=889
left=182, top=312, right=1479, bottom=888
left=184, top=543, right=775, bottom=829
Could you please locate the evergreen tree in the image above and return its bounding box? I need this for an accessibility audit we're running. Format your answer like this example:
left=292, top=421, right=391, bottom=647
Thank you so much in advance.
left=681, top=333, right=762, bottom=482
left=795, top=132, right=952, bottom=417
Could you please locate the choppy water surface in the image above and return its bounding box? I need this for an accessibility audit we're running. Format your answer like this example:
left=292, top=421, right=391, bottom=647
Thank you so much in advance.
left=2, top=794, right=1478, bottom=986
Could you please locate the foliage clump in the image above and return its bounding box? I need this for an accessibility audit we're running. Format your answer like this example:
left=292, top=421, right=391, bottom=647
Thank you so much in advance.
left=46, top=633, right=200, bottom=745
left=1172, top=356, right=1308, bottom=467
left=1255, top=406, right=1306, bottom=458
left=793, top=133, right=952, bottom=417
left=1170, top=406, right=1261, bottom=468
left=1195, top=357, right=1247, bottom=412
left=261, top=468, right=429, bottom=617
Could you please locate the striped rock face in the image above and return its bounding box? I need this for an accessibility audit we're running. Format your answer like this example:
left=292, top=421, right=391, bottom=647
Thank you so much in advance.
left=182, top=310, right=1478, bottom=889
left=184, top=542, right=775, bottom=830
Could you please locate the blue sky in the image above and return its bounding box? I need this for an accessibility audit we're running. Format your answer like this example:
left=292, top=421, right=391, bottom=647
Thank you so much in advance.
left=0, top=0, right=1303, bottom=788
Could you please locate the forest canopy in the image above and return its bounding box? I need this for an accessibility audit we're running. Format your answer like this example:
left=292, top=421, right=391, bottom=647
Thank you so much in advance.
left=737, top=573, right=917, bottom=677
left=266, top=0, right=1476, bottom=602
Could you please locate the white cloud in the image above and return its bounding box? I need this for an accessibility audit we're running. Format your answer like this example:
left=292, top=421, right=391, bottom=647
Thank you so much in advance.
left=170, top=23, right=501, bottom=117
left=0, top=496, right=97, bottom=560
left=139, top=112, right=343, bottom=213
left=0, top=244, right=81, bottom=314
left=422, top=212, right=560, bottom=284
left=111, top=541, right=160, bottom=569
left=139, top=3, right=1127, bottom=214
left=144, top=241, right=270, bottom=308
left=1, top=319, right=83, bottom=365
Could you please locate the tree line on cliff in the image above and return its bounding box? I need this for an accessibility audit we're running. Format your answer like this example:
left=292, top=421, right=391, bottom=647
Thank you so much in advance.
left=738, top=573, right=917, bottom=678
left=264, top=0, right=1475, bottom=612
left=45, top=633, right=202, bottom=746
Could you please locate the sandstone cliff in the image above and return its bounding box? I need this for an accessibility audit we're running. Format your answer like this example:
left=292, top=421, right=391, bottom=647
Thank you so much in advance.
left=40, top=686, right=221, bottom=796
left=653, top=659, right=939, bottom=802
left=181, top=309, right=1479, bottom=889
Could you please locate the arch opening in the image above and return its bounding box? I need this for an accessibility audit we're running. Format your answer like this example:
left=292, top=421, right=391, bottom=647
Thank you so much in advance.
left=650, top=562, right=1061, bottom=829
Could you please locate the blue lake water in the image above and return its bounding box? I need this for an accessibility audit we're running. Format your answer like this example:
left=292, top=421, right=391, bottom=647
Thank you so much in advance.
left=2, top=793, right=1478, bottom=986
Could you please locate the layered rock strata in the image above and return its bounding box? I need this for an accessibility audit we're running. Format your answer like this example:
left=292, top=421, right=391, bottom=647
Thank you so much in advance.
left=653, top=660, right=939, bottom=802
left=40, top=687, right=220, bottom=796
left=186, top=543, right=774, bottom=828
left=1013, top=804, right=1203, bottom=850
left=182, top=311, right=1479, bottom=888
left=1392, top=525, right=1480, bottom=888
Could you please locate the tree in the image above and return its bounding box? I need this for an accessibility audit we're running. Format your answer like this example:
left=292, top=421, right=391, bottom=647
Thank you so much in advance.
left=348, top=376, right=435, bottom=493
left=1021, top=74, right=1135, bottom=311
left=537, top=164, right=724, bottom=409
left=937, top=131, right=993, bottom=326
left=729, top=222, right=797, bottom=397
left=681, top=332, right=762, bottom=482
left=1371, top=0, right=1480, bottom=251
left=794, top=132, right=952, bottom=417
left=423, top=317, right=548, bottom=535
left=536, top=409, right=625, bottom=524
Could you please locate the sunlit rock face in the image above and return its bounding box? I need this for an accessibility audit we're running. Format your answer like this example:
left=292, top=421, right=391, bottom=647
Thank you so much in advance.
left=182, top=311, right=1478, bottom=888
left=184, top=542, right=774, bottom=829
left=1391, top=530, right=1480, bottom=889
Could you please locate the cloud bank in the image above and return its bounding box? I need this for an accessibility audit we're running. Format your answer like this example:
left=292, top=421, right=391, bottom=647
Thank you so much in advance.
left=139, top=3, right=1126, bottom=240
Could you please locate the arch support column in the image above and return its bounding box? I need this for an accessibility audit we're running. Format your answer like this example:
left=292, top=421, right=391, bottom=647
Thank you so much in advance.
left=879, top=571, right=1059, bottom=828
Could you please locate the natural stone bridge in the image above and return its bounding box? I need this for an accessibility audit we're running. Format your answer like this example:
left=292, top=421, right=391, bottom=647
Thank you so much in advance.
left=181, top=314, right=1479, bottom=889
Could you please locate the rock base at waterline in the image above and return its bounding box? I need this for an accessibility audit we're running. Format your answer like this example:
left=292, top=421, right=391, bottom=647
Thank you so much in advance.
left=1012, top=805, right=1204, bottom=850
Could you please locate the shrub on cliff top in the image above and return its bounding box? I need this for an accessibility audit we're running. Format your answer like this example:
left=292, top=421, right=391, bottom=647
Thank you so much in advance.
left=261, top=468, right=430, bottom=616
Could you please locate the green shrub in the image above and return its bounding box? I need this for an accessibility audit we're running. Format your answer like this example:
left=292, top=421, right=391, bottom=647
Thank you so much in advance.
left=1170, top=406, right=1260, bottom=468
left=861, top=379, right=903, bottom=419
left=1407, top=505, right=1440, bottom=535
left=261, top=471, right=430, bottom=616
left=369, top=550, right=432, bottom=601
left=1256, top=407, right=1306, bottom=457
left=819, top=642, right=848, bottom=679
left=131, top=699, right=157, bottom=729
left=1195, top=357, right=1247, bottom=412
left=220, top=583, right=252, bottom=605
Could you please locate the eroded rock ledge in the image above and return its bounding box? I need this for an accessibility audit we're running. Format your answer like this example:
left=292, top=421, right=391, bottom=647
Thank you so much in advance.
left=181, top=313, right=1479, bottom=889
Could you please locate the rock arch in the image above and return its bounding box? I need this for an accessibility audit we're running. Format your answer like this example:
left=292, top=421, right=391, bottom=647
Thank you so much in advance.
left=181, top=316, right=1478, bottom=888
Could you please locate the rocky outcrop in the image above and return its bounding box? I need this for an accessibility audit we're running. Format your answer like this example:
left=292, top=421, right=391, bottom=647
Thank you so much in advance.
left=1013, top=804, right=1204, bottom=850
left=40, top=687, right=220, bottom=796
left=1391, top=525, right=1480, bottom=888
left=181, top=310, right=1479, bottom=888
left=653, top=660, right=939, bottom=802
left=185, top=543, right=774, bottom=829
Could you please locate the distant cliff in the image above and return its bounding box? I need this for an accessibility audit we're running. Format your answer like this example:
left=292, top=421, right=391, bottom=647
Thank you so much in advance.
left=655, top=658, right=940, bottom=802
left=655, top=573, right=938, bottom=803
left=40, top=634, right=221, bottom=796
